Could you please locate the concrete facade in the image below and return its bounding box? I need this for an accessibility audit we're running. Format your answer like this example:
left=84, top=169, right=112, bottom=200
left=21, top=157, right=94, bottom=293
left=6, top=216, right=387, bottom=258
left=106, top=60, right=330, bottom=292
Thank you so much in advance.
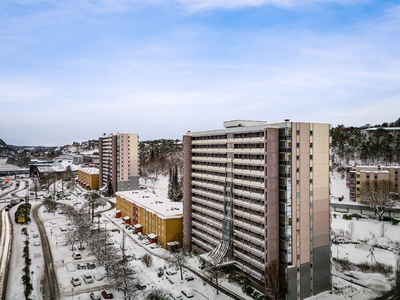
left=346, top=166, right=399, bottom=202
left=183, top=120, right=331, bottom=299
left=99, top=132, right=139, bottom=194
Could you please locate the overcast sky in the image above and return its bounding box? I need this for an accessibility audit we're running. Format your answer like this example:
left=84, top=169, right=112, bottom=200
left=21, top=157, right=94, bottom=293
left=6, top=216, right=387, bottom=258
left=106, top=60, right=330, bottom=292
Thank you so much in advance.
left=1, top=0, right=400, bottom=146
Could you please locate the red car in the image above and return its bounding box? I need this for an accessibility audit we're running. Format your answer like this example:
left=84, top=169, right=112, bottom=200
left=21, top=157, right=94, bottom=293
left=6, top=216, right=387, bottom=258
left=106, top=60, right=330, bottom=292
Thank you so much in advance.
left=101, top=291, right=113, bottom=299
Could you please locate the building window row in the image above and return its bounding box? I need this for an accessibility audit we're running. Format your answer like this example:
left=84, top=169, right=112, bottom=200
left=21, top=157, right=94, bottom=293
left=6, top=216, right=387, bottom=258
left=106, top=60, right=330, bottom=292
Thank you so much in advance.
left=234, top=153, right=264, bottom=160
left=233, top=173, right=264, bottom=184
left=234, top=164, right=264, bottom=172
left=192, top=168, right=226, bottom=178
left=192, top=177, right=225, bottom=188
left=192, top=144, right=227, bottom=149
left=234, top=194, right=264, bottom=206
left=233, top=183, right=264, bottom=195
left=191, top=161, right=227, bottom=168
left=233, top=132, right=264, bottom=139
left=233, top=204, right=264, bottom=218
left=234, top=214, right=265, bottom=230
left=192, top=134, right=228, bottom=141
left=234, top=143, right=264, bottom=150
left=192, top=185, right=224, bottom=197
left=192, top=152, right=227, bottom=159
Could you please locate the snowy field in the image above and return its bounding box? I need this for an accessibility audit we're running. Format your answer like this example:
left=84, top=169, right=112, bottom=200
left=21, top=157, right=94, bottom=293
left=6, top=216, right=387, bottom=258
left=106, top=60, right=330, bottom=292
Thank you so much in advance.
left=3, top=171, right=400, bottom=300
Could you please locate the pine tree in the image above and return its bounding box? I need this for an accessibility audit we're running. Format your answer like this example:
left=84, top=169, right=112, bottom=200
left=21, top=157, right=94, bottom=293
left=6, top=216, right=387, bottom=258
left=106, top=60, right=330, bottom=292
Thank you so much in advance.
left=167, top=168, right=174, bottom=200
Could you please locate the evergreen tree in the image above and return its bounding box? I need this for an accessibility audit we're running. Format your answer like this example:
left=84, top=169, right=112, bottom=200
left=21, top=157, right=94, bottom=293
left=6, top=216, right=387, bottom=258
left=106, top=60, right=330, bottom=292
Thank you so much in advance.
left=167, top=168, right=174, bottom=200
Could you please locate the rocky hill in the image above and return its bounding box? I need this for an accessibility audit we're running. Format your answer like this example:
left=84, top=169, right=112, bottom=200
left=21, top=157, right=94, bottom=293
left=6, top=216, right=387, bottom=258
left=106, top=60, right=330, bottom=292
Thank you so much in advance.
left=0, top=139, right=17, bottom=157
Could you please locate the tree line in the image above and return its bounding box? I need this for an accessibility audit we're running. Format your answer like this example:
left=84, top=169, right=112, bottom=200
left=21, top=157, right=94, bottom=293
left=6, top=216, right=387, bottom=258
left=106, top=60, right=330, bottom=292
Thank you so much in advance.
left=331, top=118, right=400, bottom=166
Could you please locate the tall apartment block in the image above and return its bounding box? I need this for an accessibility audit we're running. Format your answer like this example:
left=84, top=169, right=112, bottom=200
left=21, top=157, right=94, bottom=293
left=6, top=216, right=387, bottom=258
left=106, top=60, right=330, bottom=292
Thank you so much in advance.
left=346, top=165, right=399, bottom=202
left=99, top=132, right=139, bottom=193
left=183, top=120, right=331, bottom=300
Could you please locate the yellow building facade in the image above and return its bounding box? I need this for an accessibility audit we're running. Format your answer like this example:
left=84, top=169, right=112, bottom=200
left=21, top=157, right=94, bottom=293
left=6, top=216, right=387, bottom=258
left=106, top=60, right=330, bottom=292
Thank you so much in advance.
left=78, top=167, right=99, bottom=190
left=116, top=191, right=183, bottom=249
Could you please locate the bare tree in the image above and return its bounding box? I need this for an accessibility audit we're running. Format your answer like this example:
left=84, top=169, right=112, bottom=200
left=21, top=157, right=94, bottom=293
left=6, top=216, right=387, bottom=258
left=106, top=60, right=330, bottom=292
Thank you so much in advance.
left=206, top=262, right=224, bottom=295
left=141, top=253, right=153, bottom=268
left=64, top=228, right=79, bottom=250
left=43, top=195, right=58, bottom=214
left=84, top=192, right=105, bottom=222
left=393, top=256, right=400, bottom=300
left=165, top=249, right=187, bottom=280
left=360, top=180, right=397, bottom=221
left=264, top=260, right=287, bottom=300
left=144, top=287, right=169, bottom=300
left=71, top=210, right=92, bottom=249
left=107, top=258, right=137, bottom=300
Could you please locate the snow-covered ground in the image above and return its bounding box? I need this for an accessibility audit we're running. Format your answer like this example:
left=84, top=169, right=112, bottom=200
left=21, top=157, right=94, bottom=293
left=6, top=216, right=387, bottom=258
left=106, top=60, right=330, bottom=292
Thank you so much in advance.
left=3, top=171, right=400, bottom=300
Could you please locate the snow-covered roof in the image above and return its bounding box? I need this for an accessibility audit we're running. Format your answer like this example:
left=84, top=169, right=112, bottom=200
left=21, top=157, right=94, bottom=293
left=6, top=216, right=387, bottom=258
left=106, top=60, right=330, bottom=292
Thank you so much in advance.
left=116, top=190, right=183, bottom=219
left=360, top=170, right=389, bottom=173
left=79, top=166, right=99, bottom=175
left=147, top=233, right=157, bottom=239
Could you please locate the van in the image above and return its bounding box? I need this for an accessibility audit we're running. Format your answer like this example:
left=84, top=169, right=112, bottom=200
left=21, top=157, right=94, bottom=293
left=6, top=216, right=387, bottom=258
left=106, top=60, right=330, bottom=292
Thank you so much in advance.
left=169, top=290, right=183, bottom=300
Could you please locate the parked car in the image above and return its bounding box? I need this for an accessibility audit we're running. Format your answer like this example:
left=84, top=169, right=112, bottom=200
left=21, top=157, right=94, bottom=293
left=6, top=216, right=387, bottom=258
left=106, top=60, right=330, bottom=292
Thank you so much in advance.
left=166, top=269, right=177, bottom=276
left=33, top=241, right=41, bottom=246
left=181, top=288, right=194, bottom=298
left=111, top=228, right=119, bottom=232
left=33, top=233, right=39, bottom=238
left=106, top=240, right=114, bottom=245
left=93, top=270, right=104, bottom=281
left=60, top=227, right=67, bottom=232
left=87, top=262, right=96, bottom=269
left=135, top=281, right=147, bottom=290
left=124, top=254, right=133, bottom=261
left=72, top=253, right=82, bottom=260
left=185, top=275, right=194, bottom=281
left=89, top=292, right=101, bottom=300
left=169, top=290, right=183, bottom=300
left=77, top=263, right=87, bottom=270
left=83, top=274, right=94, bottom=284
left=71, top=277, right=82, bottom=286
left=101, top=290, right=114, bottom=299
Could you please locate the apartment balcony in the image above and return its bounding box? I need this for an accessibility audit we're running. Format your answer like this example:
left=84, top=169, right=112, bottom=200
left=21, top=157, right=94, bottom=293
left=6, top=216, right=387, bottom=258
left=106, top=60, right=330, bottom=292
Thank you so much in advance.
left=191, top=237, right=214, bottom=252
left=191, top=189, right=225, bottom=202
left=191, top=156, right=229, bottom=163
left=192, top=229, right=220, bottom=247
left=192, top=196, right=224, bottom=211
left=231, top=169, right=264, bottom=177
left=234, top=189, right=264, bottom=200
left=233, top=219, right=264, bottom=235
left=233, top=250, right=265, bottom=272
left=232, top=137, right=264, bottom=143
left=191, top=180, right=224, bottom=192
left=235, top=261, right=264, bottom=281
left=192, top=213, right=222, bottom=231
left=192, top=205, right=225, bottom=221
left=192, top=148, right=228, bottom=154
left=232, top=178, right=265, bottom=189
left=232, top=158, right=264, bottom=165
left=233, top=230, right=264, bottom=247
left=191, top=139, right=228, bottom=145
left=234, top=209, right=264, bottom=223
left=232, top=199, right=264, bottom=213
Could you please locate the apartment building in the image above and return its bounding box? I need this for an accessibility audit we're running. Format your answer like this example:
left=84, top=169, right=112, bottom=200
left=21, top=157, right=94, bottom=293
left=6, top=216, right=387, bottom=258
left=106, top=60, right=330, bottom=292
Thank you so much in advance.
left=116, top=190, right=183, bottom=248
left=346, top=166, right=399, bottom=202
left=77, top=167, right=99, bottom=190
left=99, top=132, right=139, bottom=193
left=183, top=120, right=331, bottom=300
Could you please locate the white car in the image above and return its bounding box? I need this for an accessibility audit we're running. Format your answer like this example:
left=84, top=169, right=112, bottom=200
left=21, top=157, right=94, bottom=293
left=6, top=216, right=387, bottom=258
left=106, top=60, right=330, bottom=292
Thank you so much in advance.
left=181, top=288, right=194, bottom=298
left=71, top=277, right=81, bottom=286
left=33, top=241, right=41, bottom=246
left=83, top=274, right=94, bottom=284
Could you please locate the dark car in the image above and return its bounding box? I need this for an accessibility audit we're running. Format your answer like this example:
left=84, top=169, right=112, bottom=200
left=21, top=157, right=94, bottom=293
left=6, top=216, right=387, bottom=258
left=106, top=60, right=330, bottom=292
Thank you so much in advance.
left=101, top=290, right=114, bottom=299
left=87, top=262, right=96, bottom=269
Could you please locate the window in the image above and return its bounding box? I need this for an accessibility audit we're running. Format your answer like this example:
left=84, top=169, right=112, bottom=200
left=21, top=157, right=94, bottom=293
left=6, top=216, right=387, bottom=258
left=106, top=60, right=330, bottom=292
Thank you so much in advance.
left=296, top=130, right=300, bottom=135
left=296, top=155, right=300, bottom=160
left=297, top=242, right=300, bottom=248
left=357, top=181, right=360, bottom=184
left=297, top=167, right=300, bottom=173
left=374, top=176, right=378, bottom=179
left=310, top=215, right=313, bottom=220
left=310, top=179, right=313, bottom=184
left=310, top=203, right=313, bottom=208
left=297, top=205, right=300, bottom=210
left=357, top=174, right=360, bottom=178
left=310, top=191, right=313, bottom=196
left=297, top=217, right=300, bottom=222
left=310, top=167, right=313, bottom=172
left=296, top=143, right=300, bottom=148
left=297, top=229, right=300, bottom=235
left=297, top=254, right=300, bottom=259
left=310, top=155, right=313, bottom=160
left=310, top=227, right=313, bottom=232
left=296, top=192, right=300, bottom=198
left=297, top=180, right=300, bottom=185
left=310, top=239, right=313, bottom=244
left=310, top=131, right=313, bottom=136
left=310, top=143, right=313, bottom=148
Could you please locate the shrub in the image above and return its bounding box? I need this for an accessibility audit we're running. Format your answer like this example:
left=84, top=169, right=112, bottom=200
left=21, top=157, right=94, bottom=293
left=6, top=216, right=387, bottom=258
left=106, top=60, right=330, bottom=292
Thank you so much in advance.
left=342, top=214, right=352, bottom=220
left=333, top=214, right=337, bottom=218
left=141, top=253, right=153, bottom=268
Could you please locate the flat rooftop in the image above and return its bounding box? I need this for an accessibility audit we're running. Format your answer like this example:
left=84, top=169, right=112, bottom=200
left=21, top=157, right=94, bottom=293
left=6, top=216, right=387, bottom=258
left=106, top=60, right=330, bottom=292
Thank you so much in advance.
left=79, top=167, right=99, bottom=174
left=116, top=190, right=182, bottom=220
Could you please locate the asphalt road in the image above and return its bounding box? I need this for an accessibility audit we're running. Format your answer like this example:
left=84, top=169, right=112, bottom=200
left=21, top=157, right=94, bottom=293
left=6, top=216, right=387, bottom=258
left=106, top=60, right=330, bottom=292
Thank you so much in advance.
left=32, top=203, right=61, bottom=300
left=0, top=207, right=12, bottom=300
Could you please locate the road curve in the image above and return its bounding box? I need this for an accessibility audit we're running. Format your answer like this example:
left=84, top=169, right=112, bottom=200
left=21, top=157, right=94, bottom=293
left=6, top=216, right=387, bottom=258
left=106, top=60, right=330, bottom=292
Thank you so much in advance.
left=0, top=207, right=12, bottom=300
left=32, top=203, right=60, bottom=300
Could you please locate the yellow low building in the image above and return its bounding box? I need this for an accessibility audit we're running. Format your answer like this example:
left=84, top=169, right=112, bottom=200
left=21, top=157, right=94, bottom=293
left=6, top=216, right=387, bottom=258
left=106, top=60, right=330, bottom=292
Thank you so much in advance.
left=116, top=190, right=183, bottom=249
left=77, top=167, right=99, bottom=190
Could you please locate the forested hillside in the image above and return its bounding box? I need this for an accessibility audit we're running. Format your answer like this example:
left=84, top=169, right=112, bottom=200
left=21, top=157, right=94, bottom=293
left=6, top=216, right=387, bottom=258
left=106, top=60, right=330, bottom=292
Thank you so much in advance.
left=139, top=139, right=183, bottom=180
left=331, top=118, right=400, bottom=166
